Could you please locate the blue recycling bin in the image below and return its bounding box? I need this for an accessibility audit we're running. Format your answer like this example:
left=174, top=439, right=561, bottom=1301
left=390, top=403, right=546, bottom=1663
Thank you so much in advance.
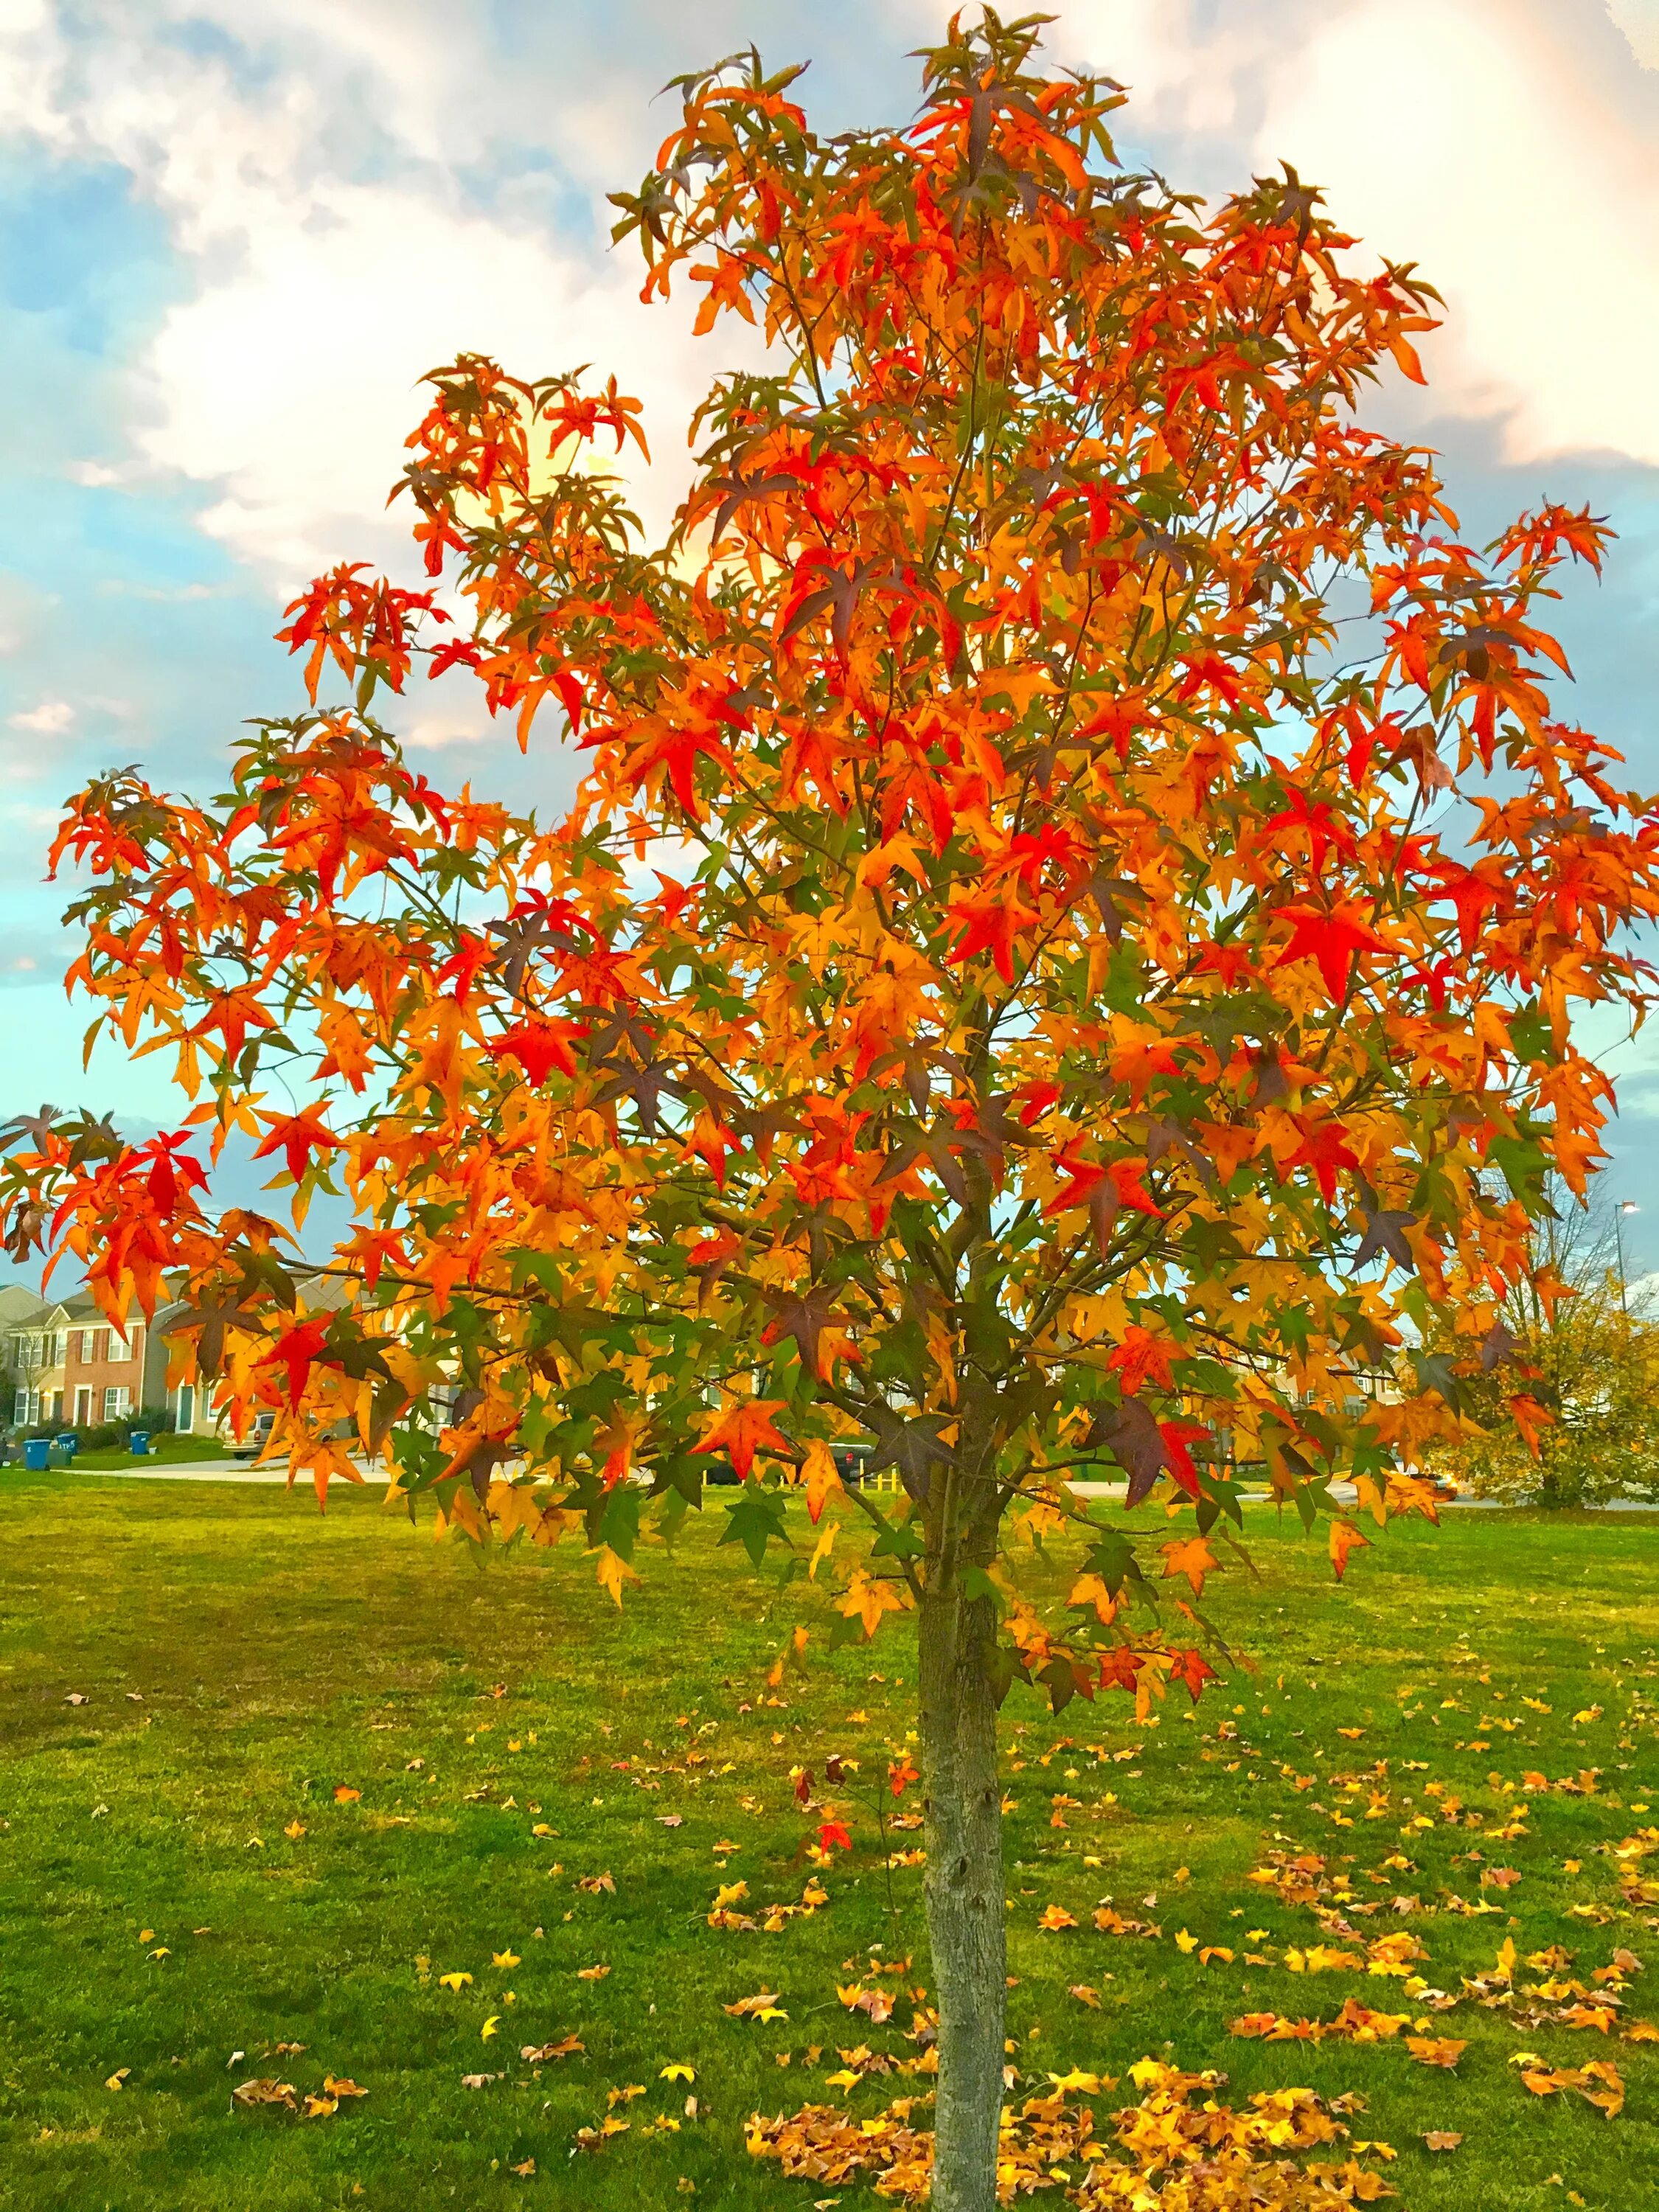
left=128, top=1431, right=151, bottom=1457
left=23, top=1438, right=50, bottom=1471
left=55, top=1432, right=77, bottom=1459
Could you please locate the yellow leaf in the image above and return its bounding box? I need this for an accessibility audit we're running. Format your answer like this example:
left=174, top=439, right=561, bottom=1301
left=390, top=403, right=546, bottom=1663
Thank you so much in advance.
left=1159, top=1535, right=1215, bottom=1597
left=661, top=2062, right=696, bottom=2083
left=595, top=1546, right=639, bottom=1607
left=438, top=1972, right=473, bottom=1992
left=481, top=2017, right=500, bottom=2040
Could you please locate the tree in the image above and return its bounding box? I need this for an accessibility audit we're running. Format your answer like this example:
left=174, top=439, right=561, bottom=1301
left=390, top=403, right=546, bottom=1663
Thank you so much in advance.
left=1439, top=1177, right=1659, bottom=1507
left=5, top=16, right=1658, bottom=2205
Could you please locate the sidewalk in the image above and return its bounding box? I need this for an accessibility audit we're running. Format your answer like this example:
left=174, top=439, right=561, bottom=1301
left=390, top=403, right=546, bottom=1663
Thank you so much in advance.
left=18, top=1457, right=390, bottom=1487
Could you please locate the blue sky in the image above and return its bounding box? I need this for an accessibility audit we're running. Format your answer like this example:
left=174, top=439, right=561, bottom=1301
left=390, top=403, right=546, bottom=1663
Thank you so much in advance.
left=3, top=0, right=1659, bottom=1256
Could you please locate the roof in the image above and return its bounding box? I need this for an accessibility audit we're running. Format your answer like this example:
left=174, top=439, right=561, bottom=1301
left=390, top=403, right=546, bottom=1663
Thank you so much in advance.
left=0, top=1284, right=49, bottom=1329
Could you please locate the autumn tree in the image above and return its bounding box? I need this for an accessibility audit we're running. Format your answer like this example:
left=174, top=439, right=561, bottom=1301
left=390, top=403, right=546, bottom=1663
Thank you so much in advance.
left=6, top=16, right=1658, bottom=2205
left=1438, top=1176, right=1659, bottom=1508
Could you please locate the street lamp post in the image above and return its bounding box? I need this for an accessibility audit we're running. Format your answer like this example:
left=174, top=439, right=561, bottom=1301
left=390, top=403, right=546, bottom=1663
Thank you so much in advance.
left=1615, top=1200, right=1638, bottom=1315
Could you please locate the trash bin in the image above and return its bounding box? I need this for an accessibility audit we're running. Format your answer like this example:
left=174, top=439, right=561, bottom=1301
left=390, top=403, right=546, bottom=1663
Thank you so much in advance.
left=55, top=1432, right=77, bottom=1459
left=23, top=1438, right=50, bottom=1471
left=128, top=1431, right=151, bottom=1457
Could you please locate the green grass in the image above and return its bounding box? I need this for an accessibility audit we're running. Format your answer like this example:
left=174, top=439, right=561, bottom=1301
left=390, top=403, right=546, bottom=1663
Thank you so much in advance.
left=66, top=1435, right=232, bottom=1471
left=0, top=1475, right=1655, bottom=2211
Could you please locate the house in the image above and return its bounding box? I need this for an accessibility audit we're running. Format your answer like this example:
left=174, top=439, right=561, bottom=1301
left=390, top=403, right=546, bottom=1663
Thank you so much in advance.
left=7, top=1294, right=69, bottom=1427
left=145, top=1270, right=358, bottom=1438
left=62, top=1297, right=151, bottom=1427
left=4, top=1289, right=159, bottom=1429
left=5, top=1269, right=361, bottom=1436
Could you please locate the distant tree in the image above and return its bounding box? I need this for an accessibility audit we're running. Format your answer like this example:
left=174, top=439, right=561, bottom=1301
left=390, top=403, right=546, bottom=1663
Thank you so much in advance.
left=5, top=18, right=1658, bottom=2206
left=1441, top=1178, right=1659, bottom=1507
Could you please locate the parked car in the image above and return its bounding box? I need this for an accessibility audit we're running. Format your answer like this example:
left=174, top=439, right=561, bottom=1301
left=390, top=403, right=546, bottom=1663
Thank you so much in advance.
left=227, top=1411, right=277, bottom=1461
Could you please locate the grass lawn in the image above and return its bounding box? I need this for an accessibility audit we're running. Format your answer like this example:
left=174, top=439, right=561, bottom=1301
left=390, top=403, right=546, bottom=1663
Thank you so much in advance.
left=65, top=1435, right=234, bottom=1472
left=0, top=1474, right=1655, bottom=2211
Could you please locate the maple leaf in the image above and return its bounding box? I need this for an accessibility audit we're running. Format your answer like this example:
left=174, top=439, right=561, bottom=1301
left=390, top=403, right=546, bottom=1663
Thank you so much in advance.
left=694, top=1401, right=791, bottom=1480
left=258, top=1317, right=332, bottom=1411
left=1329, top=1522, right=1370, bottom=1580
left=863, top=1406, right=953, bottom=1503
left=1159, top=1534, right=1216, bottom=1596
left=251, top=1108, right=346, bottom=1186
left=1273, top=902, right=1393, bottom=998
left=484, top=1019, right=585, bottom=1088
left=943, top=886, right=1040, bottom=983
left=1106, top=1324, right=1178, bottom=1394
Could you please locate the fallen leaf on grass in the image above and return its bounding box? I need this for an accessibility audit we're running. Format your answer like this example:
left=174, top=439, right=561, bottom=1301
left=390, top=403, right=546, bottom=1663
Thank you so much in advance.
left=104, top=2069, right=129, bottom=2092
left=578, top=1872, right=617, bottom=1895
left=575, top=2118, right=631, bottom=2151
left=1405, top=2037, right=1465, bottom=2068
left=459, top=2073, right=498, bottom=2090
left=437, top=1972, right=473, bottom=1992
left=333, top=1786, right=360, bottom=1804
left=838, top=1984, right=894, bottom=2023
left=749, top=2059, right=1390, bottom=2202
left=511, top=2159, right=535, bottom=2177
left=521, top=2037, right=584, bottom=2062
left=232, top=2078, right=297, bottom=2111
left=492, top=1950, right=520, bottom=1969
left=661, top=2062, right=696, bottom=2082
left=1423, top=2131, right=1461, bottom=2152
left=1038, top=1904, right=1078, bottom=1932
left=284, top=1820, right=306, bottom=1840
left=1069, top=1986, right=1102, bottom=2009
left=577, top=1964, right=611, bottom=1982
left=1516, top=2057, right=1624, bottom=2115
left=658, top=1814, right=684, bottom=1827
left=725, top=1991, right=787, bottom=2021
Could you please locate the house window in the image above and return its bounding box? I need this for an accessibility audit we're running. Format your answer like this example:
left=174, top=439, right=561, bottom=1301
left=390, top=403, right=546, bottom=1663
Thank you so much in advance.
left=11, top=1389, right=24, bottom=1424
left=108, top=1328, right=133, bottom=1364
left=104, top=1385, right=131, bottom=1421
left=74, top=1387, right=93, bottom=1427
left=176, top=1384, right=195, bottom=1433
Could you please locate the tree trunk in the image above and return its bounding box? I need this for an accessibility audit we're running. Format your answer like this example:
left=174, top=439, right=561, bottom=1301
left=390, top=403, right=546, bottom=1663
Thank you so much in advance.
left=919, top=1568, right=1005, bottom=2212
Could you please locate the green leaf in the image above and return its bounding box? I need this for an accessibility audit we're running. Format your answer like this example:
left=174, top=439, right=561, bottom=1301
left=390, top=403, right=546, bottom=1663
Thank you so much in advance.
left=719, top=1491, right=790, bottom=1568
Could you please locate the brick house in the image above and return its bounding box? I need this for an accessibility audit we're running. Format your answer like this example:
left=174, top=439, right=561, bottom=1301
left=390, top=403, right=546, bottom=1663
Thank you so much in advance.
left=62, top=1298, right=148, bottom=1427
left=5, top=1288, right=159, bottom=1430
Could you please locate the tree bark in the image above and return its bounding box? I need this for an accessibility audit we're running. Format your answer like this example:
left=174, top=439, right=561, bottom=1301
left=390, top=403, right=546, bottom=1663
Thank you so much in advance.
left=919, top=1565, right=1005, bottom=2212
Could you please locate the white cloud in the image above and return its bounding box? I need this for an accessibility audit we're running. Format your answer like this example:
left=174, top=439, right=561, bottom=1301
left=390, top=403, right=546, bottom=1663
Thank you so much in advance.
left=1260, top=0, right=1659, bottom=467
left=1609, top=0, right=1659, bottom=69
left=1051, top=0, right=1659, bottom=468
left=0, top=3, right=746, bottom=585
left=5, top=0, right=1658, bottom=600
left=8, top=698, right=73, bottom=733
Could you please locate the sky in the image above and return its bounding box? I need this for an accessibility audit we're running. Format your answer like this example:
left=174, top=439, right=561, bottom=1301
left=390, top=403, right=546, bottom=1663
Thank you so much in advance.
left=1, top=0, right=1658, bottom=1260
